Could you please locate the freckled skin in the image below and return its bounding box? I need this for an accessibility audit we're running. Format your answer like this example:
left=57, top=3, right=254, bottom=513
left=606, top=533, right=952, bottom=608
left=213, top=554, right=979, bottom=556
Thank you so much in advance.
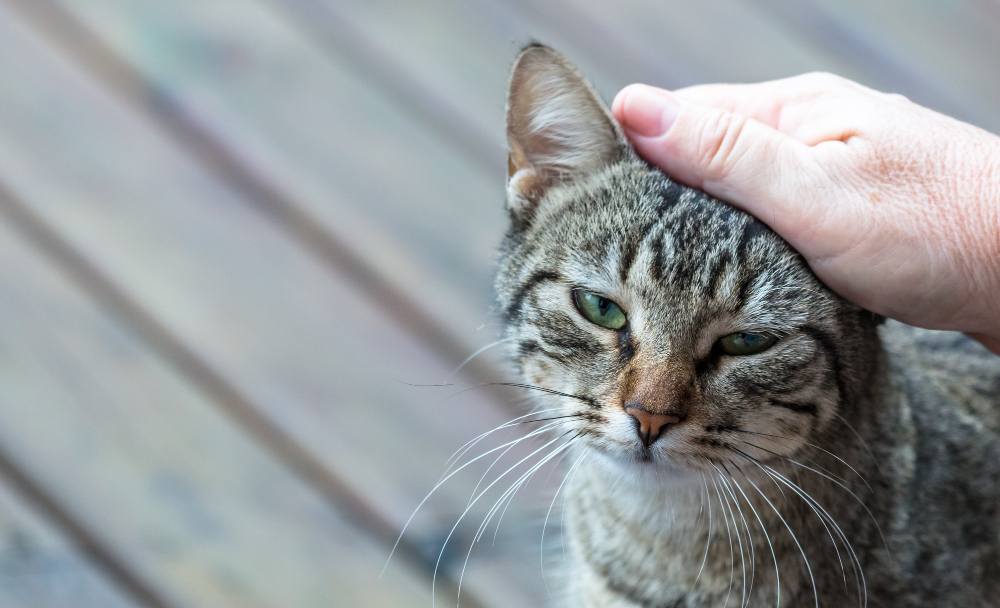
left=496, top=45, right=1000, bottom=607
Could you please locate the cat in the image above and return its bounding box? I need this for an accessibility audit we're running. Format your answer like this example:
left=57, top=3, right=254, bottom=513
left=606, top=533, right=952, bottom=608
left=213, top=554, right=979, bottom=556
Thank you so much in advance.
left=496, top=43, right=1000, bottom=607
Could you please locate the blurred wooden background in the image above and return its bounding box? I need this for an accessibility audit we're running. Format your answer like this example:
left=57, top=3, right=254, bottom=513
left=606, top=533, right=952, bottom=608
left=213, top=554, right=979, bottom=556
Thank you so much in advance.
left=0, top=0, right=997, bottom=606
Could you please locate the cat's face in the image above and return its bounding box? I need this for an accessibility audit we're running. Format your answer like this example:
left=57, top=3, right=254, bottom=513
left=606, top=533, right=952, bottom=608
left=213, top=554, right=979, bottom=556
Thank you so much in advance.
left=497, top=45, right=872, bottom=481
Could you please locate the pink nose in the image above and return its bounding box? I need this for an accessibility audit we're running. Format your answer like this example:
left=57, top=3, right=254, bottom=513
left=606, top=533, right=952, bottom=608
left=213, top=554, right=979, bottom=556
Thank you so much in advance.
left=624, top=407, right=682, bottom=448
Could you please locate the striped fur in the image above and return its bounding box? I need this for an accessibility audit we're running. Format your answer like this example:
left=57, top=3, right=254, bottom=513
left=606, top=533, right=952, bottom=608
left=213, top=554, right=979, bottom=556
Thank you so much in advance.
left=497, top=45, right=1000, bottom=607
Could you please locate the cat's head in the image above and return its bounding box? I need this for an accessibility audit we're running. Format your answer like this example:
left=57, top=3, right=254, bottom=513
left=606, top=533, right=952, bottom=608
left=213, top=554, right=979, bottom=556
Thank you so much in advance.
left=497, top=45, right=879, bottom=481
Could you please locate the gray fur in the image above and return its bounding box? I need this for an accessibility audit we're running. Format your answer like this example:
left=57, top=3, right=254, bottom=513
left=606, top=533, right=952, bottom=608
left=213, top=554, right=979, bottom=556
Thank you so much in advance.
left=496, top=45, right=1000, bottom=607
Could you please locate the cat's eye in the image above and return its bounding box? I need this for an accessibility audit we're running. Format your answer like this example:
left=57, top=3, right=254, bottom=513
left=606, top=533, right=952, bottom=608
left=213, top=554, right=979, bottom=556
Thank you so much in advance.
left=717, top=332, right=777, bottom=356
left=572, top=290, right=627, bottom=330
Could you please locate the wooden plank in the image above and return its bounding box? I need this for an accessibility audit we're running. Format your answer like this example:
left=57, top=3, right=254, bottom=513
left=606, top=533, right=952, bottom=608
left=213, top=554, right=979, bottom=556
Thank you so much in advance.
left=0, top=440, right=166, bottom=608
left=503, top=0, right=1000, bottom=131
left=0, top=4, right=551, bottom=606
left=267, top=0, right=504, bottom=178
left=30, top=0, right=922, bottom=385
left=0, top=197, right=450, bottom=607
left=735, top=0, right=1000, bottom=131
left=506, top=0, right=858, bottom=85
left=269, top=0, right=686, bottom=156
left=39, top=0, right=510, bottom=354
left=13, top=0, right=992, bottom=604
left=298, top=0, right=1000, bottom=135
left=3, top=0, right=503, bottom=389
left=272, top=0, right=842, bottom=124
left=0, top=477, right=139, bottom=608
left=798, top=0, right=1000, bottom=128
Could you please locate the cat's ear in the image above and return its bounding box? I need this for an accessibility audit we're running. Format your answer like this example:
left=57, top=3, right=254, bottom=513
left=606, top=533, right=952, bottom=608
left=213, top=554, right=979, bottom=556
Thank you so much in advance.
left=505, top=44, right=628, bottom=218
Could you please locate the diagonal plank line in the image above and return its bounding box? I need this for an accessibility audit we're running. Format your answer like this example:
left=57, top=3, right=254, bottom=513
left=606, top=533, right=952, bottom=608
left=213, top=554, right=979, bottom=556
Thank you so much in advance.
left=0, top=413, right=172, bottom=606
left=743, top=0, right=998, bottom=129
left=496, top=0, right=692, bottom=88
left=267, top=0, right=687, bottom=150
left=266, top=0, right=503, bottom=178
left=501, top=0, right=997, bottom=130
left=0, top=178, right=487, bottom=608
left=1, top=0, right=508, bottom=399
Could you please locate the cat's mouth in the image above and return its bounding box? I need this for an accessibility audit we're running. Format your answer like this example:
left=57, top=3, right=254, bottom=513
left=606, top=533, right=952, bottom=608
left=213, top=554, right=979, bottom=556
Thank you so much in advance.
left=586, top=439, right=706, bottom=486
left=578, top=412, right=743, bottom=476
left=585, top=421, right=694, bottom=465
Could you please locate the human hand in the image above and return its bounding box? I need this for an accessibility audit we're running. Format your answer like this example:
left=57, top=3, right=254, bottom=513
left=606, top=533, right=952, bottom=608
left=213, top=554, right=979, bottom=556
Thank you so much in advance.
left=612, top=74, right=1000, bottom=354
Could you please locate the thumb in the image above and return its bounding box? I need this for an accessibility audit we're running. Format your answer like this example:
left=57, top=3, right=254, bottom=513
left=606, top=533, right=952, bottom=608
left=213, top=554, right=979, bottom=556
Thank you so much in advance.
left=612, top=84, right=813, bottom=222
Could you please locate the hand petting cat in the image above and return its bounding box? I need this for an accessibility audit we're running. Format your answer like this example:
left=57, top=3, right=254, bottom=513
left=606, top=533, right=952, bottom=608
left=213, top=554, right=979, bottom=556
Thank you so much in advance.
left=613, top=75, right=1000, bottom=355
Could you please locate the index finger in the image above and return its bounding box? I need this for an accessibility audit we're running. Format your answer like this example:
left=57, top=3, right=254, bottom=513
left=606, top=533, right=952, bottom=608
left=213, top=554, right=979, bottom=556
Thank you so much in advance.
left=670, top=75, right=886, bottom=145
left=674, top=73, right=876, bottom=131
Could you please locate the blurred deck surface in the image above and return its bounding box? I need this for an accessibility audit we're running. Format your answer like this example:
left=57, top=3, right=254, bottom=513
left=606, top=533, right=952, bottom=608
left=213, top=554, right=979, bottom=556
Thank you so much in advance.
left=0, top=1, right=996, bottom=606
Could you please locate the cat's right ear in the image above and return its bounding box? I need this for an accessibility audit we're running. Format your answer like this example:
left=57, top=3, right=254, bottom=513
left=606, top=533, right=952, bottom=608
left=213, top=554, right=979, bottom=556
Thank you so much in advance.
left=505, top=44, right=627, bottom=220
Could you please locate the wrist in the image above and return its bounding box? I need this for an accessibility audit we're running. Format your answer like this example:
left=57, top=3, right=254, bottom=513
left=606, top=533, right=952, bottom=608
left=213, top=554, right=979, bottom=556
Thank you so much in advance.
left=957, top=132, right=1000, bottom=348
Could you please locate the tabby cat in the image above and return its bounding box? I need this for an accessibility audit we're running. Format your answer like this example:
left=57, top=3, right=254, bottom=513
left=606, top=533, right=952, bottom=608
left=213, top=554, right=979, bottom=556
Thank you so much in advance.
left=497, top=44, right=1000, bottom=607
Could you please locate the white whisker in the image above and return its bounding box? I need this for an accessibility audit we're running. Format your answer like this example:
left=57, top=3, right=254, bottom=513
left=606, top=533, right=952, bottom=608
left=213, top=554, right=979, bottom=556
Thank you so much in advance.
left=561, top=451, right=587, bottom=564
left=443, top=407, right=562, bottom=476
left=449, top=337, right=516, bottom=377
left=740, top=459, right=819, bottom=608
left=385, top=420, right=565, bottom=579
left=491, top=436, right=572, bottom=543
left=457, top=436, right=578, bottom=605
left=693, top=473, right=714, bottom=586
left=712, top=475, right=736, bottom=608
left=745, top=437, right=891, bottom=565
left=761, top=464, right=868, bottom=608
left=763, top=465, right=849, bottom=592
left=541, top=450, right=587, bottom=594
left=744, top=430, right=875, bottom=494
left=742, top=433, right=856, bottom=490
left=466, top=420, right=571, bottom=508
left=432, top=431, right=571, bottom=604
left=715, top=466, right=755, bottom=607
left=833, top=413, right=888, bottom=484
left=716, top=471, right=748, bottom=608
left=727, top=465, right=781, bottom=608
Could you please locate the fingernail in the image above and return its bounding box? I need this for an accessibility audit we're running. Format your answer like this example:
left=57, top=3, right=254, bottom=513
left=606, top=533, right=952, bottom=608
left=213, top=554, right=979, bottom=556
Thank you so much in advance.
left=618, top=85, right=681, bottom=138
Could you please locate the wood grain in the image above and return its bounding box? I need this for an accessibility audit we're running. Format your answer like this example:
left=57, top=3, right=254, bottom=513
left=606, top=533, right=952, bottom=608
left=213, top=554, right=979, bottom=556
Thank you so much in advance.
left=0, top=0, right=996, bottom=605
left=45, top=0, right=511, bottom=352
left=0, top=3, right=554, bottom=605
left=0, top=476, right=140, bottom=608
left=0, top=196, right=458, bottom=606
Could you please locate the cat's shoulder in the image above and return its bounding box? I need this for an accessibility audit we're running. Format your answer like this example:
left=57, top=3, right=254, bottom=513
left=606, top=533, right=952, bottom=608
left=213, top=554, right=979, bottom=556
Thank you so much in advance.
left=881, top=320, right=1000, bottom=429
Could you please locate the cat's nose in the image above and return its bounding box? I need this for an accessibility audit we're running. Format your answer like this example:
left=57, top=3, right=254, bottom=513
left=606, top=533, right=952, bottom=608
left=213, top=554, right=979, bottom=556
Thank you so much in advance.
left=624, top=407, right=681, bottom=448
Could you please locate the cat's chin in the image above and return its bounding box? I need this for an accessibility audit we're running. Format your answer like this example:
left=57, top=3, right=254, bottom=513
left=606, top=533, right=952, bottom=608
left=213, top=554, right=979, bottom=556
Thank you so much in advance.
left=587, top=445, right=705, bottom=490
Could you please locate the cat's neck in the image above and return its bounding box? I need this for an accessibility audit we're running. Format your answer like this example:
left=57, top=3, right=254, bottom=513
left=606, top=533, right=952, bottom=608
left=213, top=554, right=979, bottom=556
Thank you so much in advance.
left=564, top=353, right=906, bottom=605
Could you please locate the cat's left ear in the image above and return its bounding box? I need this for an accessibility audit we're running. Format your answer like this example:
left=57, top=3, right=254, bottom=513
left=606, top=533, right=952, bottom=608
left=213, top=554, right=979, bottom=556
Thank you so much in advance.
left=505, top=44, right=629, bottom=219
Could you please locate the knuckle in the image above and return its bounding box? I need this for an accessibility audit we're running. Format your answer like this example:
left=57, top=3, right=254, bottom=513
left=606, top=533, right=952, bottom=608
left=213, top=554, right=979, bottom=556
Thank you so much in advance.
left=693, top=110, right=751, bottom=178
left=796, top=71, right=851, bottom=91
left=800, top=71, right=837, bottom=83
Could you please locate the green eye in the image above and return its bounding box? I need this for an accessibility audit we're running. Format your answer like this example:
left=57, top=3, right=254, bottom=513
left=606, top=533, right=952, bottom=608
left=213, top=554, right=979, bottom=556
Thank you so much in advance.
left=717, top=332, right=777, bottom=356
left=572, top=290, right=627, bottom=330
